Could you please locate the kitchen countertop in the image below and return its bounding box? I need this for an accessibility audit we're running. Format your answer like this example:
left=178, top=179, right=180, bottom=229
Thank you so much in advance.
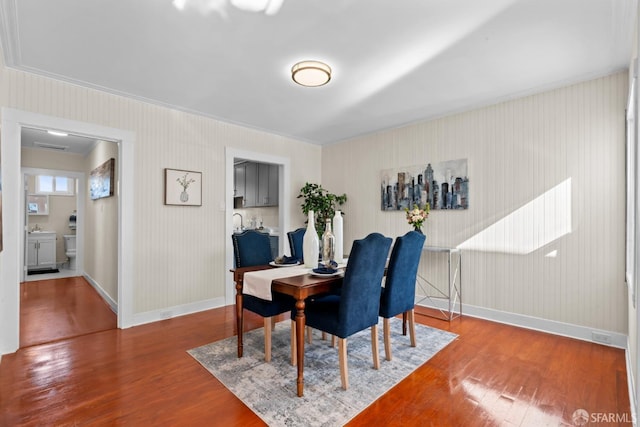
left=234, top=228, right=279, bottom=237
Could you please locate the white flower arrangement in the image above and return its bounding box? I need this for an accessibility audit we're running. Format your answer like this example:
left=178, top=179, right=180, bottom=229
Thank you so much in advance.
left=405, top=203, right=430, bottom=230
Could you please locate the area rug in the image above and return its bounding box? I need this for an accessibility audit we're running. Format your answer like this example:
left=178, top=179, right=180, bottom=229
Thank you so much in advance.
left=188, top=317, right=457, bottom=426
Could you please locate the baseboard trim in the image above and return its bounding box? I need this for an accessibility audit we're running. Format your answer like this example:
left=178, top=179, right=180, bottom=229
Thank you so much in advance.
left=131, top=297, right=227, bottom=327
left=416, top=298, right=628, bottom=349
left=127, top=294, right=627, bottom=349
left=83, top=273, right=117, bottom=314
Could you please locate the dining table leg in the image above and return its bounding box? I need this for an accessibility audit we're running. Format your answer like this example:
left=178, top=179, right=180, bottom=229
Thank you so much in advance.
left=294, top=298, right=306, bottom=397
left=235, top=282, right=244, bottom=358
left=402, top=312, right=407, bottom=336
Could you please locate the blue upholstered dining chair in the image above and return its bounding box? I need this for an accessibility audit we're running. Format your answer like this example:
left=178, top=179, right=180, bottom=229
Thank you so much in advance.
left=232, top=230, right=295, bottom=362
left=379, top=230, right=426, bottom=361
left=302, top=232, right=392, bottom=389
left=287, top=227, right=306, bottom=262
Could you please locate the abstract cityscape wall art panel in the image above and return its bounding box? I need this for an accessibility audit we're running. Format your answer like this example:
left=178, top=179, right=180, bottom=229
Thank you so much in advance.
left=381, top=159, right=469, bottom=211
left=90, top=158, right=115, bottom=200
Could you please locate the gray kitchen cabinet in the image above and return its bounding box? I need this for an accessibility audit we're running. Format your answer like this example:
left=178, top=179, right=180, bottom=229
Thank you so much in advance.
left=244, top=162, right=258, bottom=207
left=257, top=163, right=278, bottom=207
left=268, top=235, right=278, bottom=259
left=234, top=163, right=245, bottom=201
left=234, top=161, right=278, bottom=208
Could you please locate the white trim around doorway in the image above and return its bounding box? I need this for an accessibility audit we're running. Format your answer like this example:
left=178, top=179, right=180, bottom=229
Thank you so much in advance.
left=225, top=147, right=291, bottom=306
left=0, top=108, right=135, bottom=355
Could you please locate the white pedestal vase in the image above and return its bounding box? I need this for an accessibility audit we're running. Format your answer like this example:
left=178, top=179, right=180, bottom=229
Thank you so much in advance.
left=303, top=210, right=319, bottom=268
left=333, top=210, right=343, bottom=262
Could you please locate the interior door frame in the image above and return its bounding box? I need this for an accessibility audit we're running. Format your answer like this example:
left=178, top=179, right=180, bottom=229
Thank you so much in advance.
left=0, top=108, right=135, bottom=355
left=21, top=167, right=86, bottom=282
left=224, top=147, right=290, bottom=305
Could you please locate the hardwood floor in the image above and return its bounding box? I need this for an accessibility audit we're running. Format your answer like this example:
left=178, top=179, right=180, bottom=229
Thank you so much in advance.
left=0, top=277, right=631, bottom=426
left=20, top=277, right=117, bottom=348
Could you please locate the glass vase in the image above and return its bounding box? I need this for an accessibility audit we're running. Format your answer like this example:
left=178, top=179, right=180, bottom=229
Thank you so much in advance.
left=322, top=218, right=335, bottom=266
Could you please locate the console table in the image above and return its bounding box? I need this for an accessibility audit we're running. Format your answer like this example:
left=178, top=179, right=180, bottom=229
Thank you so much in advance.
left=416, top=245, right=462, bottom=321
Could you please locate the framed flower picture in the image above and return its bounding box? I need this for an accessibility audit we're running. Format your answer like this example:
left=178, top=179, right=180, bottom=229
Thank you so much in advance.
left=164, top=168, right=202, bottom=206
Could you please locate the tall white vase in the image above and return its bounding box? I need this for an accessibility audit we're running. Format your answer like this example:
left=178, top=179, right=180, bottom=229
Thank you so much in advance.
left=333, top=210, right=343, bottom=262
left=303, top=210, right=319, bottom=268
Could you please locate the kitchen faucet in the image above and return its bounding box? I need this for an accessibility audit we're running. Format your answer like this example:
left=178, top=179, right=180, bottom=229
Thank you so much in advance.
left=233, top=213, right=244, bottom=231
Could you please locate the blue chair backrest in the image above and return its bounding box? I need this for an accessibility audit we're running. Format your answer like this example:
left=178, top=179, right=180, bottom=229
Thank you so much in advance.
left=380, top=231, right=426, bottom=318
left=287, top=228, right=306, bottom=261
left=232, top=230, right=273, bottom=267
left=337, top=232, right=392, bottom=337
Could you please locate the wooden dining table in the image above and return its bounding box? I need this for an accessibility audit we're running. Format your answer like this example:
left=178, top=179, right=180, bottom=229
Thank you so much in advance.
left=231, top=265, right=343, bottom=397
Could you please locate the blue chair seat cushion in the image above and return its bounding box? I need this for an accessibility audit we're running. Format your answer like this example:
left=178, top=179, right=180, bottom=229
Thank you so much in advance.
left=304, top=294, right=342, bottom=336
left=379, top=286, right=415, bottom=318
left=243, top=293, right=295, bottom=317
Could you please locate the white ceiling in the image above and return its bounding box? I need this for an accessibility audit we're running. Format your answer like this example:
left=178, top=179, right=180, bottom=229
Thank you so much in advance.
left=1, top=0, right=637, bottom=146
left=20, top=127, right=98, bottom=156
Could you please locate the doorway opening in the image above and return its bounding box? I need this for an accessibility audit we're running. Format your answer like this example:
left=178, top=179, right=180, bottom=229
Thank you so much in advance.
left=0, top=108, right=135, bottom=355
left=18, top=130, right=119, bottom=349
left=22, top=168, right=85, bottom=283
left=225, top=148, right=291, bottom=305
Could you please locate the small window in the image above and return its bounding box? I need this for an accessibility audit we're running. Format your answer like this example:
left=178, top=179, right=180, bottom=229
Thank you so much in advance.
left=35, top=175, right=75, bottom=196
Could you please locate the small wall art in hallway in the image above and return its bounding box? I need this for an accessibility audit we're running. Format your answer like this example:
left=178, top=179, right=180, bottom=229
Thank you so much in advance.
left=90, top=158, right=115, bottom=200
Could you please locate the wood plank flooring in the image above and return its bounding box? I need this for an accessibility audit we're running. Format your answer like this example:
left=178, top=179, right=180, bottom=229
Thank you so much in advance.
left=0, top=277, right=631, bottom=426
left=19, top=277, right=117, bottom=348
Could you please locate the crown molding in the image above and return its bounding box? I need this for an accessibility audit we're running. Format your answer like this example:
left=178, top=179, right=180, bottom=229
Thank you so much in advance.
left=0, top=0, right=20, bottom=66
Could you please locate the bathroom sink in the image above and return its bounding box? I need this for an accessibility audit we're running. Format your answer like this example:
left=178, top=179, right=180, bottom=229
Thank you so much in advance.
left=29, top=230, right=54, bottom=233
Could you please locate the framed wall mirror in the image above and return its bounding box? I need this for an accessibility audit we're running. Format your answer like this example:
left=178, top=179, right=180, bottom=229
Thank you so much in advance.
left=27, top=194, right=49, bottom=215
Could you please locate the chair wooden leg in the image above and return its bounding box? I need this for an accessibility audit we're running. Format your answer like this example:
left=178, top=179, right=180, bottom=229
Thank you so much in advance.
left=264, top=317, right=272, bottom=362
left=408, top=309, right=416, bottom=347
left=322, top=331, right=327, bottom=341
left=290, top=320, right=296, bottom=366
left=331, top=335, right=336, bottom=348
left=383, top=317, right=392, bottom=361
left=306, top=326, right=313, bottom=344
left=338, top=338, right=349, bottom=390
left=371, top=324, right=380, bottom=370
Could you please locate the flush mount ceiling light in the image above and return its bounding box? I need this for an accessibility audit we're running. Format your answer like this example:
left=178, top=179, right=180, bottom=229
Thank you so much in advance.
left=230, top=0, right=284, bottom=15
left=291, top=60, right=331, bottom=87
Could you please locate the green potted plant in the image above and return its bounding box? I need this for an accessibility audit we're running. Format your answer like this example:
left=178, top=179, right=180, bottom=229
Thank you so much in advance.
left=297, top=182, right=347, bottom=236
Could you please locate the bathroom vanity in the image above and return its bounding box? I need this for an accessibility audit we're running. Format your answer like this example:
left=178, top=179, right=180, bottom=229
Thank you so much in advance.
left=27, top=232, right=56, bottom=271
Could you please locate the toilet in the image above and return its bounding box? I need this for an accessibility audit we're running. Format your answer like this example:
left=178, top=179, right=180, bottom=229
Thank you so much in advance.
left=63, top=235, right=77, bottom=270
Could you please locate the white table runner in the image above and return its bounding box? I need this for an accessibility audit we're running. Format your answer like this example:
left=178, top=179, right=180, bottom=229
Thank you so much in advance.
left=243, top=266, right=311, bottom=301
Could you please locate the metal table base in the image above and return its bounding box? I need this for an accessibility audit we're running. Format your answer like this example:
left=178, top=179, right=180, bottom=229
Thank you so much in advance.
left=416, top=246, right=461, bottom=321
